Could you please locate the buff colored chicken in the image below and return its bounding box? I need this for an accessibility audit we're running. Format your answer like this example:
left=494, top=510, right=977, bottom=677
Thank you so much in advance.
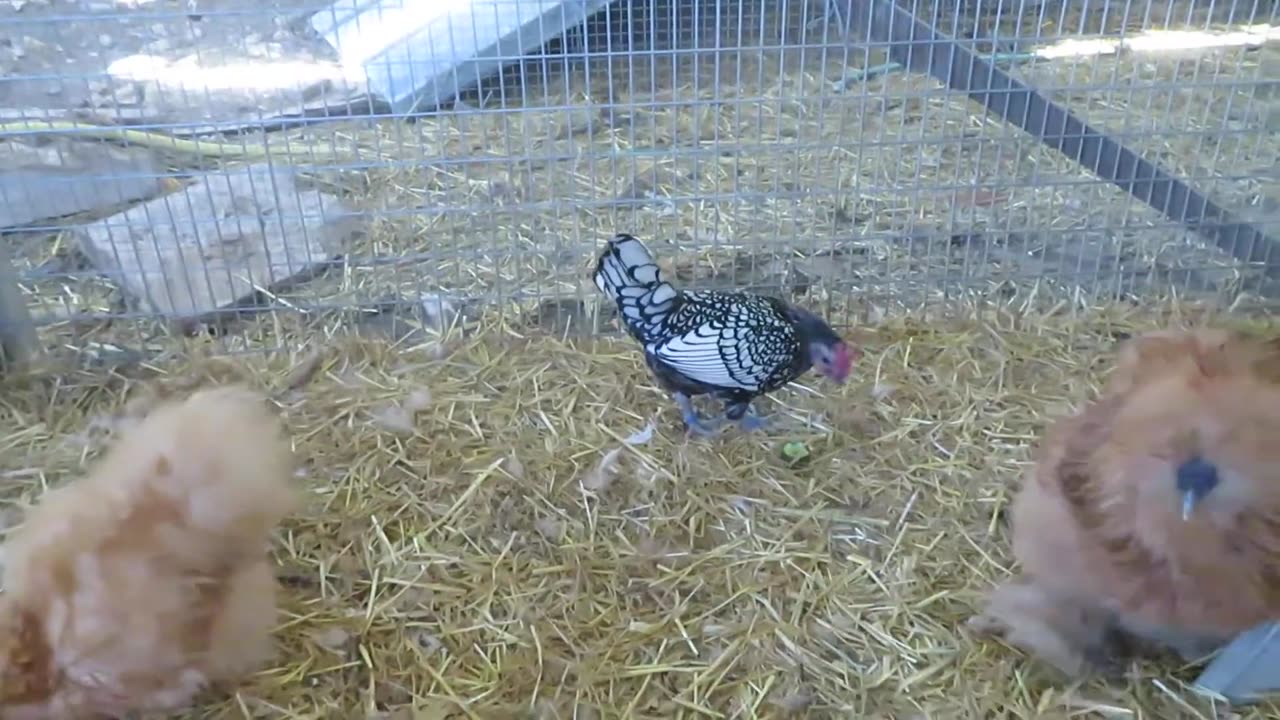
left=969, top=327, right=1280, bottom=678
left=0, top=385, right=298, bottom=719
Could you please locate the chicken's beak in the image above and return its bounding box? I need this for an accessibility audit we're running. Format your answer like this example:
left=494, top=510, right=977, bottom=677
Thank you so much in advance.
left=1175, top=456, right=1219, bottom=522
left=1181, top=489, right=1197, bottom=521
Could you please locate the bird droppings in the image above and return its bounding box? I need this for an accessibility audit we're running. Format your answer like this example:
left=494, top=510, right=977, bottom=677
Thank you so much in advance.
left=367, top=403, right=417, bottom=435
left=580, top=446, right=623, bottom=493
left=623, top=418, right=657, bottom=446
left=402, top=389, right=432, bottom=412
left=871, top=381, right=898, bottom=401
left=306, top=627, right=351, bottom=655
left=0, top=300, right=1278, bottom=717
left=416, top=292, right=462, bottom=333
left=771, top=691, right=815, bottom=715
left=281, top=347, right=329, bottom=392
left=534, top=515, right=565, bottom=542
left=366, top=388, right=433, bottom=434
left=502, top=453, right=525, bottom=480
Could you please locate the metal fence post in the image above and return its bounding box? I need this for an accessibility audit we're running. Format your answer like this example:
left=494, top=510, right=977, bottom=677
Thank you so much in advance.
left=0, top=243, right=39, bottom=371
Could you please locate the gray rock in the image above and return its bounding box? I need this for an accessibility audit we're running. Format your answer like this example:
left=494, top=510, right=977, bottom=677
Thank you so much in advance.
left=0, top=138, right=167, bottom=229
left=76, top=162, right=359, bottom=320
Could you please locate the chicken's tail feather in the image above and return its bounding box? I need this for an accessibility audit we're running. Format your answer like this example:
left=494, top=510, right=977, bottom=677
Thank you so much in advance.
left=592, top=233, right=679, bottom=343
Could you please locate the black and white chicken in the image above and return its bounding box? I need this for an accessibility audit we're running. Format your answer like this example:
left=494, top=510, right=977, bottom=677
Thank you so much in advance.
left=593, top=233, right=858, bottom=435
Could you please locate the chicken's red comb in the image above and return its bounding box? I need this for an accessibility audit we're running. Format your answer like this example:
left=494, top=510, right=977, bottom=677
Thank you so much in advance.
left=832, top=341, right=858, bottom=382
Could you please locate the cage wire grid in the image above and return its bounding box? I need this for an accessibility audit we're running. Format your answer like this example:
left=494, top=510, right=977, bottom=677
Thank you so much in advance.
left=2, top=1, right=1280, bottom=717
left=0, top=0, right=1275, bottom=363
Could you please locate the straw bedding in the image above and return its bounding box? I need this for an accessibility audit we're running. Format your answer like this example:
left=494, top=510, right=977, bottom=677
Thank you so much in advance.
left=2, top=302, right=1278, bottom=718
left=1, top=3, right=1275, bottom=717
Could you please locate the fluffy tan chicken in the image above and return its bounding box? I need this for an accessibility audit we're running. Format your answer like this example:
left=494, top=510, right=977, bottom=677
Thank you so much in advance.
left=0, top=385, right=298, bottom=719
left=969, top=327, right=1280, bottom=678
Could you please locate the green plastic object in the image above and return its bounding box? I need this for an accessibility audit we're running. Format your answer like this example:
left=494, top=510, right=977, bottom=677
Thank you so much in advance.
left=1194, top=621, right=1280, bottom=703
left=780, top=442, right=810, bottom=466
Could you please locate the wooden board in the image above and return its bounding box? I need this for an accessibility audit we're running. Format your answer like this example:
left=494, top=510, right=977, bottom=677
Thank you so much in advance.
left=310, top=0, right=612, bottom=113
left=0, top=139, right=167, bottom=230
left=75, top=162, right=359, bottom=320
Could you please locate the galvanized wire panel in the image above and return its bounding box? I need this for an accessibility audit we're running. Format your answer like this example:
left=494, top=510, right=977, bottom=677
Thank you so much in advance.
left=0, top=0, right=1276, bottom=363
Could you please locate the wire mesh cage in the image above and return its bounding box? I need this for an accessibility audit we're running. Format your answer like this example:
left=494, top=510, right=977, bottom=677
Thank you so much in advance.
left=4, top=2, right=1280, bottom=717
left=0, top=0, right=1277, bottom=364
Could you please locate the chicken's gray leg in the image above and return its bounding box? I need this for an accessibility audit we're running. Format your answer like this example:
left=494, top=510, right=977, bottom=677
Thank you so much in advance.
left=724, top=400, right=770, bottom=432
left=674, top=392, right=720, bottom=436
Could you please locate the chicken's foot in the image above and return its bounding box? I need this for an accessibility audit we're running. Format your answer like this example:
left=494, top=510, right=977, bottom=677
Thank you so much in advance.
left=674, top=392, right=721, bottom=436
left=725, top=400, right=770, bottom=432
